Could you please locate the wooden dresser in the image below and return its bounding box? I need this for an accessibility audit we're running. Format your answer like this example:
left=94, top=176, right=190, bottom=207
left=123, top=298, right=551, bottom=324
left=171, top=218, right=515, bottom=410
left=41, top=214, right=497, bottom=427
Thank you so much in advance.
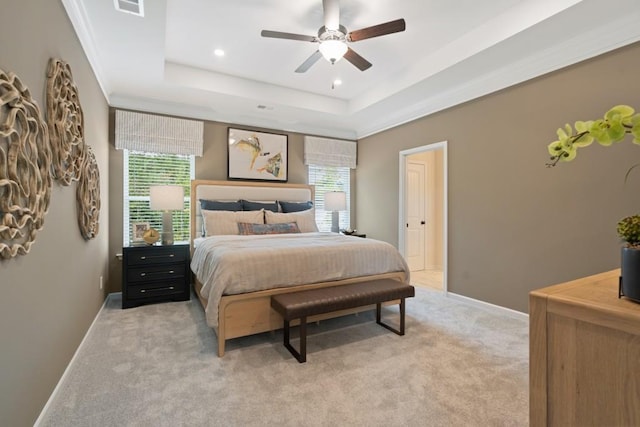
left=530, top=269, right=640, bottom=426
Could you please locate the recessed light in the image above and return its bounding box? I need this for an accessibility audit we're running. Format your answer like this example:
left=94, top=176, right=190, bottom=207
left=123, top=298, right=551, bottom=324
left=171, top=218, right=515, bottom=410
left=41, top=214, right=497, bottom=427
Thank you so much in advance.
left=213, top=49, right=225, bottom=57
left=333, top=79, right=342, bottom=86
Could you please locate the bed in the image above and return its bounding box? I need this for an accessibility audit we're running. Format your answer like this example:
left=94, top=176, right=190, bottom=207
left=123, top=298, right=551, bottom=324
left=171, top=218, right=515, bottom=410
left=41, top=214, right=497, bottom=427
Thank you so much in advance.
left=190, top=179, right=410, bottom=356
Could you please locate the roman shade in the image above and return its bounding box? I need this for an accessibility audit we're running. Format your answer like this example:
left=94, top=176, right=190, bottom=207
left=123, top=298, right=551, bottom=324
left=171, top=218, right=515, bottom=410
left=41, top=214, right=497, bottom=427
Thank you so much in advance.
left=304, top=136, right=356, bottom=168
left=115, top=110, right=204, bottom=156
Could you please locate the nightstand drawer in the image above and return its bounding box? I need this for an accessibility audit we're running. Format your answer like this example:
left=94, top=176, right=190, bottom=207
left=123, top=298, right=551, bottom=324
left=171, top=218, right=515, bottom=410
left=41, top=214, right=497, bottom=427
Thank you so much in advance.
left=126, top=281, right=186, bottom=300
left=127, top=265, right=185, bottom=283
left=126, top=247, right=187, bottom=266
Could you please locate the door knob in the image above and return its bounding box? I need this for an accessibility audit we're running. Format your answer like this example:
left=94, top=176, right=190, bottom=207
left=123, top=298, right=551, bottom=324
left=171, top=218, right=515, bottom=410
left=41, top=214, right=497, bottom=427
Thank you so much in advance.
left=421, top=220, right=425, bottom=225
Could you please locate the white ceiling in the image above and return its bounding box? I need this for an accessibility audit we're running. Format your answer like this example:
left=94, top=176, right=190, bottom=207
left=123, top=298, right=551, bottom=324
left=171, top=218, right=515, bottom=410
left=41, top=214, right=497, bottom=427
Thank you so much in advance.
left=63, top=0, right=640, bottom=140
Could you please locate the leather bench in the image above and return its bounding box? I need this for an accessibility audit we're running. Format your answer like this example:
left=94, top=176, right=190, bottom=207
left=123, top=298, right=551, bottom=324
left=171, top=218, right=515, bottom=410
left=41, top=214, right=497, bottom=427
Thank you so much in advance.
left=270, top=278, right=415, bottom=363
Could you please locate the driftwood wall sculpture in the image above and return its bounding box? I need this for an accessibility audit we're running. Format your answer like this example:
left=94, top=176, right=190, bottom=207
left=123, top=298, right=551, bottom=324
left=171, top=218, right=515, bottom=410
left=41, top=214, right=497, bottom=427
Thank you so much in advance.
left=0, top=69, right=52, bottom=259
left=46, top=58, right=85, bottom=186
left=76, top=146, right=100, bottom=240
left=46, top=58, right=100, bottom=240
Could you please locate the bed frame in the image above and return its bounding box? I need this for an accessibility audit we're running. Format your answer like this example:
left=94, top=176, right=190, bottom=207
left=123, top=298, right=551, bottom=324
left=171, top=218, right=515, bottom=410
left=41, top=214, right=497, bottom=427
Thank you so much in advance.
left=190, top=179, right=406, bottom=356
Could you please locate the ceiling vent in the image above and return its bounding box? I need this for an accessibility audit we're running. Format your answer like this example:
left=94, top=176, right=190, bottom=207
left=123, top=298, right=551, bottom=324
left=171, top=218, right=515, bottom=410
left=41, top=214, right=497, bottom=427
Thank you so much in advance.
left=114, top=0, right=144, bottom=17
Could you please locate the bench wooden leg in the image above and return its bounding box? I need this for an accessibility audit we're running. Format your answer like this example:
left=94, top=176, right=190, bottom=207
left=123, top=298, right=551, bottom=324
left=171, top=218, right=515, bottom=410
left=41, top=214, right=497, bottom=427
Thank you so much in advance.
left=376, top=298, right=406, bottom=336
left=283, top=317, right=307, bottom=363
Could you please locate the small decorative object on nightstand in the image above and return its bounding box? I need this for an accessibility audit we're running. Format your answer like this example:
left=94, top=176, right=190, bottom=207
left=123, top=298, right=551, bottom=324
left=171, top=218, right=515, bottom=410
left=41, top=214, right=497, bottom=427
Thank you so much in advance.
left=341, top=228, right=365, bottom=238
left=122, top=244, right=190, bottom=309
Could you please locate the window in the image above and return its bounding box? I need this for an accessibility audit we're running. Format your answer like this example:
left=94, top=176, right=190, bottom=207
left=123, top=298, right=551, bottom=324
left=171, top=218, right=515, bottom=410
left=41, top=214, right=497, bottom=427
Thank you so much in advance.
left=308, top=165, right=351, bottom=232
left=123, top=150, right=194, bottom=245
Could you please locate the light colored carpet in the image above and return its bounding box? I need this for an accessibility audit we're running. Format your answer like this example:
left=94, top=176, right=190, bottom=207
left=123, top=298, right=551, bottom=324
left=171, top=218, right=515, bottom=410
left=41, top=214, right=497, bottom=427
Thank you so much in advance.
left=39, top=287, right=529, bottom=426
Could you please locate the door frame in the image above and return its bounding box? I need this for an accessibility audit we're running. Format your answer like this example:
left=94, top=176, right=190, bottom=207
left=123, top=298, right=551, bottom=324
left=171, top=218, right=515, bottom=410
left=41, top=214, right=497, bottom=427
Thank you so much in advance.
left=398, top=141, right=448, bottom=293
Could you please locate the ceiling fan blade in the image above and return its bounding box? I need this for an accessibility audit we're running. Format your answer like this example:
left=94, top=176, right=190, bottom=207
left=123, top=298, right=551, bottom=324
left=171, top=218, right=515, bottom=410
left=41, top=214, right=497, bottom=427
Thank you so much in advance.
left=322, top=0, right=340, bottom=31
left=261, top=30, right=317, bottom=42
left=295, top=50, right=323, bottom=73
left=343, top=48, right=372, bottom=71
left=347, top=18, right=406, bottom=42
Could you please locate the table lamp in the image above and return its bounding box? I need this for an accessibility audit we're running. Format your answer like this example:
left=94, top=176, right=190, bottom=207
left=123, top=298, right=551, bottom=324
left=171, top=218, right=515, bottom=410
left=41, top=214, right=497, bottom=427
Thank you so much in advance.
left=149, top=185, right=184, bottom=245
left=324, top=191, right=346, bottom=233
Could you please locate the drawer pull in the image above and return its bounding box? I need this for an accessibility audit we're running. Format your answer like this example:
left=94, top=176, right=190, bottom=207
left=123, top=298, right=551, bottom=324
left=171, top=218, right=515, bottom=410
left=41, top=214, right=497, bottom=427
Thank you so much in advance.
left=139, top=254, right=175, bottom=261
left=140, top=286, right=175, bottom=293
left=139, top=270, right=176, bottom=277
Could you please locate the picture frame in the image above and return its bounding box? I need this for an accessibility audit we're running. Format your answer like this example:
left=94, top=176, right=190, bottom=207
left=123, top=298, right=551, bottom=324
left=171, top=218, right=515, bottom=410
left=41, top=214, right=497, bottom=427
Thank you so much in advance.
left=227, top=128, right=288, bottom=182
left=131, top=222, right=150, bottom=243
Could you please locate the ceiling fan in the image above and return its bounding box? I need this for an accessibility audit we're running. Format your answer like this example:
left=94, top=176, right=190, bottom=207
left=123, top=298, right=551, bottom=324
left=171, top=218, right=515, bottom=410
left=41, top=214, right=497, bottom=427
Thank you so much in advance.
left=261, top=0, right=406, bottom=73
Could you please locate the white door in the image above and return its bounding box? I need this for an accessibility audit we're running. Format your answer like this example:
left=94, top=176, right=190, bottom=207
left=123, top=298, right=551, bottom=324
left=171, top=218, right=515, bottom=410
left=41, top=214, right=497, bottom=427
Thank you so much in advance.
left=406, top=161, right=425, bottom=271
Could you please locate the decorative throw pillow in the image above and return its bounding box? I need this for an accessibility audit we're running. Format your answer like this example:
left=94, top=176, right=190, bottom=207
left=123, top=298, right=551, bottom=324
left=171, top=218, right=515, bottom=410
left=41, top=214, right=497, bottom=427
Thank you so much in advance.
left=237, top=222, right=301, bottom=235
left=241, top=199, right=279, bottom=212
left=278, top=200, right=313, bottom=213
left=202, top=209, right=264, bottom=236
left=200, top=199, right=242, bottom=211
left=265, top=209, right=319, bottom=233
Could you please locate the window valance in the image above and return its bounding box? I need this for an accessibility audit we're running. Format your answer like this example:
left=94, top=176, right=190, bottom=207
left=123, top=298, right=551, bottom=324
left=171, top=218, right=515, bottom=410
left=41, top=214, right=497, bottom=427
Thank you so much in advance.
left=115, top=110, right=204, bottom=156
left=304, top=136, right=357, bottom=168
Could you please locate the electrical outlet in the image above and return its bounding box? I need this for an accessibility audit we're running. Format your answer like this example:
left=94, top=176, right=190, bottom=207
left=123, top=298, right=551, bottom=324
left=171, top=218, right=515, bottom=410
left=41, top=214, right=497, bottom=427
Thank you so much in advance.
left=99, top=276, right=103, bottom=290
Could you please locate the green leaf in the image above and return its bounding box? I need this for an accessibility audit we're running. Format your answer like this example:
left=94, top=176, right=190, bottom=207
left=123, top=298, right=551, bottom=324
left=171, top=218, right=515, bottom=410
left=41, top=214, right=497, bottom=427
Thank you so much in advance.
left=605, top=105, right=635, bottom=121
left=574, top=120, right=592, bottom=132
left=631, top=114, right=640, bottom=144
left=572, top=132, right=593, bottom=148
left=608, top=121, right=627, bottom=142
left=589, top=119, right=613, bottom=145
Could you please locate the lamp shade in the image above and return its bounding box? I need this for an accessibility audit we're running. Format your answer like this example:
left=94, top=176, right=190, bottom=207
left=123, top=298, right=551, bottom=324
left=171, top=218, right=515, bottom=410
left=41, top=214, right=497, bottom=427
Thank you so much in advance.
left=324, top=191, right=346, bottom=211
left=149, top=185, right=184, bottom=211
left=319, top=40, right=348, bottom=64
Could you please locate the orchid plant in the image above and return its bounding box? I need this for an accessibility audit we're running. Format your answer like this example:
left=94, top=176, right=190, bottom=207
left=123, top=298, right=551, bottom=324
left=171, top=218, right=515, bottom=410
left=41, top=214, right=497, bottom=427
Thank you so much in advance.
left=547, top=105, right=640, bottom=167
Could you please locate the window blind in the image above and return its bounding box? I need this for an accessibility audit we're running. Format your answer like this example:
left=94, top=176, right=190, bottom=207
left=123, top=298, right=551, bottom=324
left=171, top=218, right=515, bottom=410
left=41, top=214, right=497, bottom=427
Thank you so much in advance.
left=123, top=150, right=194, bottom=245
left=115, top=110, right=204, bottom=156
left=308, top=165, right=351, bottom=232
left=304, top=136, right=357, bottom=168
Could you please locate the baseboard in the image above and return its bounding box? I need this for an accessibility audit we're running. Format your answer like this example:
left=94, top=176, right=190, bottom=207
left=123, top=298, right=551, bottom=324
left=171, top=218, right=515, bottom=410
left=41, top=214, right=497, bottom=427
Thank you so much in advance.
left=33, top=292, right=119, bottom=426
left=445, top=292, right=529, bottom=321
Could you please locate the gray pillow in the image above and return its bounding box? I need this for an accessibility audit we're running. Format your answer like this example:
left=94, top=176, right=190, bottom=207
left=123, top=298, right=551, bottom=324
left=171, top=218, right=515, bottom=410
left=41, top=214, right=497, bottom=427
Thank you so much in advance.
left=278, top=200, right=313, bottom=213
left=200, top=199, right=242, bottom=211
left=241, top=199, right=278, bottom=212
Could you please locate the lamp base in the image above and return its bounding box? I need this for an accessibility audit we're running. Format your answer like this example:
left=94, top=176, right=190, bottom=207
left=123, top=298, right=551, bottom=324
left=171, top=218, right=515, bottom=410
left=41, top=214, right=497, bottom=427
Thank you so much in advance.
left=331, top=211, right=340, bottom=233
left=161, top=210, right=174, bottom=245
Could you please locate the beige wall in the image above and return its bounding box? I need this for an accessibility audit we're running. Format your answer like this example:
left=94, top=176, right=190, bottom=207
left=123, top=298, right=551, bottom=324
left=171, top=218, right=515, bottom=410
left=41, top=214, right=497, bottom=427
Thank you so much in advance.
left=358, top=41, right=640, bottom=313
left=0, top=1, right=109, bottom=425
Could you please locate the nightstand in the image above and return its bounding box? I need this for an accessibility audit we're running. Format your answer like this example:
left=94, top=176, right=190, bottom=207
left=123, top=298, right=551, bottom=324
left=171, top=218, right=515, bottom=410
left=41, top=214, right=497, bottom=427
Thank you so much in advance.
left=122, top=244, right=190, bottom=309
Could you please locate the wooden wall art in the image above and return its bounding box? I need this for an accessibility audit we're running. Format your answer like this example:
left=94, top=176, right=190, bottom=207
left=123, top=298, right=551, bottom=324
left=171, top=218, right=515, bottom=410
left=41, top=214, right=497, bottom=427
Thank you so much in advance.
left=0, top=69, right=52, bottom=259
left=46, top=58, right=85, bottom=185
left=76, top=146, right=100, bottom=240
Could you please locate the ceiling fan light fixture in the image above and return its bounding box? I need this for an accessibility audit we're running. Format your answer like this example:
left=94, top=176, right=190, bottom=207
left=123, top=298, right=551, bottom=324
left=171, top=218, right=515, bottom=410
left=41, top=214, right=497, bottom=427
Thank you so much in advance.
left=319, top=39, right=348, bottom=64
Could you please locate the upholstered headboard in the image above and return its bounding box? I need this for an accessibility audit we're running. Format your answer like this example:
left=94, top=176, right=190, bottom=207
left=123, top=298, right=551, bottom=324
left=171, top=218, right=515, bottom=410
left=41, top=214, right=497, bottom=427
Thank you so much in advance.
left=190, top=180, right=314, bottom=246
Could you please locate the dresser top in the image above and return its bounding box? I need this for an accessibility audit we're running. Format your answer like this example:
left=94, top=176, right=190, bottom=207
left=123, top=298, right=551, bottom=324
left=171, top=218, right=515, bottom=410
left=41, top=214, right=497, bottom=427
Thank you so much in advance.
left=531, top=269, right=640, bottom=335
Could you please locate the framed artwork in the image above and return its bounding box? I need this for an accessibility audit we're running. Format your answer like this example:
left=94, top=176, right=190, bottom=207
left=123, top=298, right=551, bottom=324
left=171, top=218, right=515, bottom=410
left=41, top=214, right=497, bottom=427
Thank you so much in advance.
left=131, top=222, right=150, bottom=243
left=227, top=128, right=288, bottom=182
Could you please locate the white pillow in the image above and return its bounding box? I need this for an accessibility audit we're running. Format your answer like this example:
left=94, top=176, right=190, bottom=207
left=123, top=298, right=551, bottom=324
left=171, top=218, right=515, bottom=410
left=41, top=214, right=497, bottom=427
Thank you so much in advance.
left=202, top=209, right=264, bottom=236
left=264, top=209, right=318, bottom=233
